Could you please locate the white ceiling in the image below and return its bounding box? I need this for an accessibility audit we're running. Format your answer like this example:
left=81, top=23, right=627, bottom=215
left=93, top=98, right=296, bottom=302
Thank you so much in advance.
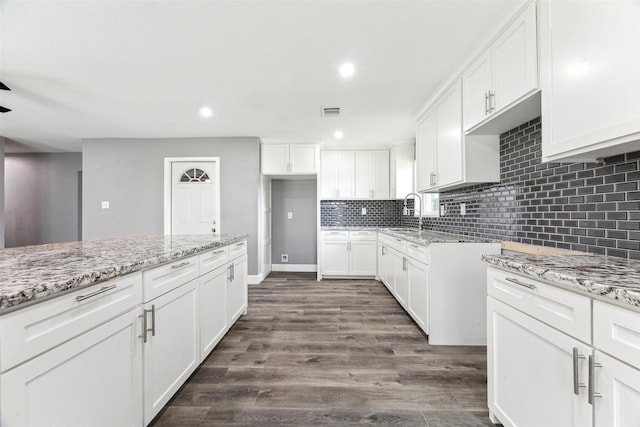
left=0, top=0, right=520, bottom=152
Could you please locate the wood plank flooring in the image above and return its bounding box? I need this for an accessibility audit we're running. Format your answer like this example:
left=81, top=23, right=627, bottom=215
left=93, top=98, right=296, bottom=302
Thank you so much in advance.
left=151, top=273, right=493, bottom=426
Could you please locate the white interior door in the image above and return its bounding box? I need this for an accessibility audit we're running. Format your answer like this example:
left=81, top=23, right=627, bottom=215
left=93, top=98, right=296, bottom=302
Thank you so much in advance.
left=168, top=159, right=220, bottom=235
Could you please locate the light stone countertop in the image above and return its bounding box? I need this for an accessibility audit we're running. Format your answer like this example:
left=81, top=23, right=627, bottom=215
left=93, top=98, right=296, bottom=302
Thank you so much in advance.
left=0, top=234, right=248, bottom=313
left=482, top=253, right=640, bottom=310
left=321, top=227, right=497, bottom=245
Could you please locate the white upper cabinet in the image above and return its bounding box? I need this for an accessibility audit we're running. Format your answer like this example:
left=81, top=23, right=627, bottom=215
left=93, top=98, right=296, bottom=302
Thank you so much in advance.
left=261, top=143, right=317, bottom=175
left=463, top=2, right=538, bottom=133
left=389, top=143, right=414, bottom=199
left=355, top=150, right=390, bottom=199
left=416, top=80, right=500, bottom=193
left=320, top=150, right=355, bottom=199
left=539, top=0, right=640, bottom=162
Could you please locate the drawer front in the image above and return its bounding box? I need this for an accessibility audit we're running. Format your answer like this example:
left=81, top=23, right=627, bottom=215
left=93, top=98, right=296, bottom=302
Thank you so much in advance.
left=0, top=272, right=142, bottom=373
left=349, top=230, right=377, bottom=241
left=200, top=247, right=229, bottom=275
left=594, top=300, right=640, bottom=368
left=321, top=230, right=348, bottom=241
left=378, top=233, right=395, bottom=247
left=388, top=237, right=407, bottom=253
left=406, top=242, right=429, bottom=263
left=229, top=240, right=248, bottom=259
left=143, top=255, right=199, bottom=302
left=487, top=267, right=591, bottom=343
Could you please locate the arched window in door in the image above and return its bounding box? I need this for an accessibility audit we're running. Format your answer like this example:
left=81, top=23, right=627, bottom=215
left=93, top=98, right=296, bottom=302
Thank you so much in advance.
left=179, top=168, right=210, bottom=183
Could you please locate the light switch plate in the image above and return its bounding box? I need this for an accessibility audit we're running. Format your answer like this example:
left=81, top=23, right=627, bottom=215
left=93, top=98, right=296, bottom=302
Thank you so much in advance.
left=101, top=201, right=110, bottom=209
left=361, top=207, right=367, bottom=215
left=440, top=205, right=445, bottom=216
left=287, top=212, right=293, bottom=219
left=460, top=202, right=466, bottom=216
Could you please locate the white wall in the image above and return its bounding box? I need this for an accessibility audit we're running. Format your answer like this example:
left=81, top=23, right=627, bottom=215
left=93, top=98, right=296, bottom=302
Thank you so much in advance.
left=82, top=137, right=261, bottom=275
left=4, top=152, right=82, bottom=247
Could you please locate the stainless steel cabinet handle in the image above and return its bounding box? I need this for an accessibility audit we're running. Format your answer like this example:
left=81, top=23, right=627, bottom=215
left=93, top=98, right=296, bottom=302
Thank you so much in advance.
left=76, top=284, right=118, bottom=302
left=236, top=242, right=245, bottom=247
left=588, top=355, right=603, bottom=405
left=381, top=246, right=386, bottom=256
left=573, top=348, right=586, bottom=395
left=171, top=261, right=190, bottom=270
left=403, top=257, right=408, bottom=271
left=142, top=304, right=156, bottom=343
left=505, top=277, right=536, bottom=290
left=409, top=244, right=419, bottom=249
left=227, top=264, right=232, bottom=281
left=484, top=92, right=489, bottom=115
left=213, top=249, right=226, bottom=255
left=488, top=91, right=495, bottom=113
left=395, top=239, right=402, bottom=243
left=230, top=263, right=235, bottom=281
left=429, top=172, right=436, bottom=187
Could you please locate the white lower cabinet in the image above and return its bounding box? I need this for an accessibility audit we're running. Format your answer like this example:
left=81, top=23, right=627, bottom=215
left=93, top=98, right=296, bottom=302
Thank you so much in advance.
left=487, top=297, right=591, bottom=427
left=407, top=257, right=429, bottom=331
left=143, top=280, right=199, bottom=425
left=199, top=266, right=228, bottom=360
left=0, top=308, right=143, bottom=427
left=321, top=230, right=376, bottom=277
left=228, top=255, right=248, bottom=326
left=393, top=252, right=408, bottom=309
left=487, top=266, right=640, bottom=427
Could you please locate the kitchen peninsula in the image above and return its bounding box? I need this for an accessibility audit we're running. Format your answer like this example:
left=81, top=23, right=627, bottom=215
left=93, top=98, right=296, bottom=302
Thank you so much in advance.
left=0, top=233, right=248, bottom=427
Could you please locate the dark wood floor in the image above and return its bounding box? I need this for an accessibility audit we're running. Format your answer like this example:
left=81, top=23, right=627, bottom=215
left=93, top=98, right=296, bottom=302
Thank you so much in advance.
left=151, top=273, right=492, bottom=426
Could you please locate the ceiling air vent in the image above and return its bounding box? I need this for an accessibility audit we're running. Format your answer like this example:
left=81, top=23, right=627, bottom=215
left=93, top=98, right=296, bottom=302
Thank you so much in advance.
left=321, top=106, right=341, bottom=117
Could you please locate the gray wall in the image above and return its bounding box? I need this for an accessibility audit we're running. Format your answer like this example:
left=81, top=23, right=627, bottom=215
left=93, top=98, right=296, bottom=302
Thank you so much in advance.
left=4, top=152, right=82, bottom=247
left=82, top=137, right=261, bottom=275
left=271, top=179, right=317, bottom=265
left=0, top=137, right=4, bottom=248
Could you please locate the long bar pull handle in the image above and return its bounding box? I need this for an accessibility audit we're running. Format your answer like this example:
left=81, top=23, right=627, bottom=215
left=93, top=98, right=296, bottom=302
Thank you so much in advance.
left=403, top=257, right=408, bottom=271
left=227, top=264, right=232, bottom=281
left=142, top=305, right=156, bottom=343
left=505, top=277, right=536, bottom=290
left=488, top=91, right=496, bottom=113
left=484, top=92, right=489, bottom=115
left=381, top=246, right=386, bottom=256
left=230, top=263, right=235, bottom=281
left=171, top=261, right=190, bottom=270
left=588, top=355, right=603, bottom=405
left=76, top=284, right=117, bottom=302
left=573, top=348, right=586, bottom=395
left=213, top=249, right=226, bottom=255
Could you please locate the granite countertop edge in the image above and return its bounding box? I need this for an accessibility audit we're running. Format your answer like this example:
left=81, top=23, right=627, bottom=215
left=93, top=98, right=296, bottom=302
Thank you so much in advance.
left=0, top=234, right=249, bottom=313
left=482, top=253, right=640, bottom=310
left=321, top=226, right=498, bottom=245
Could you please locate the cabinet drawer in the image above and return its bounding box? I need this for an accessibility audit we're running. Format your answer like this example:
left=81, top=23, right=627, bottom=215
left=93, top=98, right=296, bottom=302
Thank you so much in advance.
left=406, top=242, right=429, bottom=263
left=321, top=230, right=348, bottom=241
left=378, top=233, right=395, bottom=246
left=349, top=230, right=377, bottom=241
left=487, top=267, right=591, bottom=343
left=0, top=272, right=142, bottom=373
left=594, top=301, right=640, bottom=369
left=388, top=237, right=407, bottom=253
left=229, top=240, right=247, bottom=259
left=143, top=256, right=199, bottom=302
left=200, top=247, right=229, bottom=275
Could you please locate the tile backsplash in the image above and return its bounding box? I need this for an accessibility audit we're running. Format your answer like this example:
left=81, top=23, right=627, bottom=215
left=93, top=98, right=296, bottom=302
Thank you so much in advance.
left=320, top=116, right=640, bottom=260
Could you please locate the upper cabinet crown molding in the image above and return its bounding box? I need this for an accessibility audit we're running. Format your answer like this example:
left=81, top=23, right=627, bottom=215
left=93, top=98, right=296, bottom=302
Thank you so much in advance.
left=261, top=143, right=318, bottom=176
left=539, top=0, right=640, bottom=162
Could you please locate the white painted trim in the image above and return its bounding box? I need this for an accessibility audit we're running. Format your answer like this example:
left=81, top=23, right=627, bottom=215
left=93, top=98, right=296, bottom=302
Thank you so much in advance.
left=248, top=273, right=268, bottom=285
left=163, top=157, right=221, bottom=235
left=272, top=264, right=318, bottom=272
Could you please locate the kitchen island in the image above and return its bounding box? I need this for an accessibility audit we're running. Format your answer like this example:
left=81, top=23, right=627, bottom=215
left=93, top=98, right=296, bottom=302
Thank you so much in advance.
left=0, top=233, right=248, bottom=427
left=483, top=252, right=640, bottom=426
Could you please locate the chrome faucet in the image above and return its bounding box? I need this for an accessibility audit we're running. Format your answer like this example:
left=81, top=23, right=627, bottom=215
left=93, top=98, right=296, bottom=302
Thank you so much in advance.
left=403, top=192, right=423, bottom=230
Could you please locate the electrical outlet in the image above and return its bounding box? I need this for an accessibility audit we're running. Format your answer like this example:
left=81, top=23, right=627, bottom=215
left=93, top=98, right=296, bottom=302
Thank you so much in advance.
left=281, top=254, right=288, bottom=263
left=287, top=212, right=293, bottom=219
left=460, top=202, right=466, bottom=216
left=101, top=201, right=110, bottom=209
left=440, top=204, right=446, bottom=216
left=361, top=207, right=367, bottom=215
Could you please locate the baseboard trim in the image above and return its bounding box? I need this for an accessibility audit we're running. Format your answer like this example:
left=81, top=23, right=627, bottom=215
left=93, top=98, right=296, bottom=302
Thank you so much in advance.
left=272, top=264, right=318, bottom=272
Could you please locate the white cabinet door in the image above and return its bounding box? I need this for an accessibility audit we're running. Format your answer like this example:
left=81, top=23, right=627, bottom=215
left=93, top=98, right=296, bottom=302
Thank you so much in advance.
left=463, top=50, right=492, bottom=131
left=416, top=110, right=437, bottom=192
left=393, top=253, right=409, bottom=309
left=143, top=281, right=199, bottom=425
left=407, top=258, right=429, bottom=332
left=384, top=247, right=396, bottom=294
left=321, top=241, right=349, bottom=275
left=487, top=297, right=592, bottom=427
left=435, top=81, right=463, bottom=188
left=320, top=151, right=355, bottom=198
left=349, top=240, right=377, bottom=276
left=540, top=0, right=640, bottom=162
left=228, top=255, right=248, bottom=326
left=289, top=144, right=317, bottom=174
left=492, top=2, right=537, bottom=111
left=261, top=144, right=289, bottom=174
left=200, top=266, right=228, bottom=360
left=372, top=150, right=390, bottom=198
left=1, top=308, right=143, bottom=427
left=355, top=151, right=373, bottom=198
left=593, top=351, right=640, bottom=427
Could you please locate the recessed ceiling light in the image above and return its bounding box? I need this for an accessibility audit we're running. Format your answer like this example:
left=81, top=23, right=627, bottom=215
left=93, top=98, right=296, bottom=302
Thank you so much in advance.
left=334, top=130, right=344, bottom=139
left=199, top=106, right=213, bottom=117
left=339, top=63, right=355, bottom=78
